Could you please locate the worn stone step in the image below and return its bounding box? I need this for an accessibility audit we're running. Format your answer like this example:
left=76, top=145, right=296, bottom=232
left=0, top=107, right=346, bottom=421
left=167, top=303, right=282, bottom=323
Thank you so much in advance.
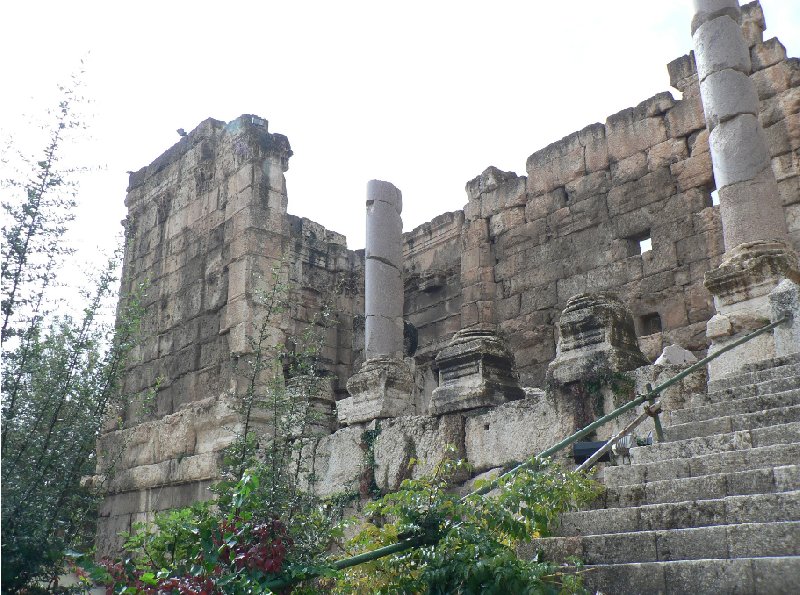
left=707, top=361, right=800, bottom=393
left=530, top=521, right=800, bottom=565
left=576, top=556, right=800, bottom=595
left=664, top=405, right=800, bottom=442
left=556, top=491, right=800, bottom=537
left=668, top=389, right=800, bottom=426
left=596, top=464, right=799, bottom=509
left=629, top=421, right=800, bottom=465
left=696, top=375, right=800, bottom=406
left=740, top=352, right=800, bottom=374
left=605, top=443, right=800, bottom=487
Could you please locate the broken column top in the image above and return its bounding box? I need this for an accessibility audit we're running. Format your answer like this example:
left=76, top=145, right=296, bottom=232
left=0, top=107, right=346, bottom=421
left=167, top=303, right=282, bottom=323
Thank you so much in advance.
left=692, top=0, right=741, bottom=36
left=367, top=179, right=402, bottom=214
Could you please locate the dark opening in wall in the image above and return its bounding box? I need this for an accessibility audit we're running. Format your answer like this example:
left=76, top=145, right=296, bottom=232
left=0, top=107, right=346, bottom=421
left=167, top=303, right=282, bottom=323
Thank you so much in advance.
left=639, top=312, right=663, bottom=335
left=626, top=230, right=652, bottom=256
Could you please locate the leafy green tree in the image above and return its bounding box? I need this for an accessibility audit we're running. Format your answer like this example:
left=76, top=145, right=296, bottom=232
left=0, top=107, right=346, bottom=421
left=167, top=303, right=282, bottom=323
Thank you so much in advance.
left=1, top=78, right=144, bottom=592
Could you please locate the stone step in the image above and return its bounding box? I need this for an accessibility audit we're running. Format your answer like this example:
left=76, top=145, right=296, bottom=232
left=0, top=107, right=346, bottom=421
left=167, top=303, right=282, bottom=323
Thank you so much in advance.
left=597, top=464, right=799, bottom=509
left=530, top=521, right=800, bottom=565
left=707, top=361, right=800, bottom=393
left=740, top=352, right=800, bottom=374
left=664, top=404, right=800, bottom=442
left=556, top=491, right=800, bottom=537
left=577, top=556, right=800, bottom=595
left=696, top=375, right=800, bottom=406
left=605, top=443, right=800, bottom=487
left=668, top=389, right=800, bottom=426
left=629, top=421, right=800, bottom=466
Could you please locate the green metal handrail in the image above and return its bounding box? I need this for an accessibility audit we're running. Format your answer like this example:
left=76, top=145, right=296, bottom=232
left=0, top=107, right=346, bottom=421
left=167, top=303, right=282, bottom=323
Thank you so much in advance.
left=265, top=314, right=790, bottom=590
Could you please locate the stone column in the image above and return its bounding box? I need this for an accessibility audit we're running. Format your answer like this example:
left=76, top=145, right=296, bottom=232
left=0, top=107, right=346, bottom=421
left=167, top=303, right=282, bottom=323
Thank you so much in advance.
left=338, top=181, right=415, bottom=425
left=692, top=0, right=787, bottom=249
left=364, top=180, right=404, bottom=359
left=692, top=1, right=799, bottom=376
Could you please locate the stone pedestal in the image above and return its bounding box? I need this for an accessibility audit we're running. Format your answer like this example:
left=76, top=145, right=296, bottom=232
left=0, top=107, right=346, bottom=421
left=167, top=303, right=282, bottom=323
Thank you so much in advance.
left=428, top=326, right=524, bottom=415
left=704, top=241, right=800, bottom=378
left=548, top=293, right=650, bottom=386
left=546, top=293, right=649, bottom=439
left=337, top=357, right=415, bottom=425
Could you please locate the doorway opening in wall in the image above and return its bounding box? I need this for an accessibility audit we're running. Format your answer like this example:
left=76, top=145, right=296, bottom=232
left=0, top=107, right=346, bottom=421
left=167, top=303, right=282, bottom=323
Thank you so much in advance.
left=638, top=312, right=662, bottom=336
left=626, top=230, right=652, bottom=256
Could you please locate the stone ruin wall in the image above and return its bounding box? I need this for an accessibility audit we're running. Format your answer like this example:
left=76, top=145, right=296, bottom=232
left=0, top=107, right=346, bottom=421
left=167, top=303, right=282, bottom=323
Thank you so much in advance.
left=96, top=1, right=799, bottom=554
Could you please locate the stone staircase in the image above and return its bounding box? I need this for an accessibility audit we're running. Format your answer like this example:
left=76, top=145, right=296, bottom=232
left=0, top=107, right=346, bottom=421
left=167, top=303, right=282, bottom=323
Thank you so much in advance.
left=534, top=353, right=800, bottom=594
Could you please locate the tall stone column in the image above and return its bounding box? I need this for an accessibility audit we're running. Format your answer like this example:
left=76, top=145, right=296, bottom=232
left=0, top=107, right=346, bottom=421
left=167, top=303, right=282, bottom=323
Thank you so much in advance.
left=692, top=0, right=786, bottom=249
left=364, top=180, right=404, bottom=359
left=692, top=0, right=799, bottom=377
left=338, top=181, right=415, bottom=425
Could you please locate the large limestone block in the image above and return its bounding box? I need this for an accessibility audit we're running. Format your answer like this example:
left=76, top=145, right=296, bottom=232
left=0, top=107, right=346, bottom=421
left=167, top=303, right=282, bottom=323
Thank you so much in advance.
left=372, top=414, right=465, bottom=491
left=339, top=357, right=415, bottom=425
left=309, top=425, right=365, bottom=498
left=464, top=398, right=568, bottom=473
left=693, top=15, right=752, bottom=82
left=751, top=38, right=788, bottom=72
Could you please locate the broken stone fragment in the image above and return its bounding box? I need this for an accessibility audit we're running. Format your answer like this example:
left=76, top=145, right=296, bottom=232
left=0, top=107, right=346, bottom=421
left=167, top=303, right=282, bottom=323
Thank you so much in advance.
left=655, top=344, right=699, bottom=366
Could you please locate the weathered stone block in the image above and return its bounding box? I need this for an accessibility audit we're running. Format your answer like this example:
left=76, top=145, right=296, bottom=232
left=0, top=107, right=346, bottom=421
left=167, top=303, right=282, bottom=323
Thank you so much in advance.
left=606, top=103, right=669, bottom=162
left=373, top=414, right=465, bottom=490
left=340, top=357, right=415, bottom=424
left=751, top=38, right=788, bottom=71
left=666, top=94, right=706, bottom=139
left=611, top=152, right=648, bottom=185
left=464, top=398, right=566, bottom=472
left=547, top=293, right=648, bottom=388
left=751, top=60, right=800, bottom=101
left=308, top=425, right=364, bottom=498
left=526, top=136, right=585, bottom=196
left=647, top=138, right=689, bottom=171
left=429, top=327, right=524, bottom=415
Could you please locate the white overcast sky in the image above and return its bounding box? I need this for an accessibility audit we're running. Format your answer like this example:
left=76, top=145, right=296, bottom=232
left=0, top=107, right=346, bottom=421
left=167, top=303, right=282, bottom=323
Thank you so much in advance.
left=2, top=0, right=799, bottom=259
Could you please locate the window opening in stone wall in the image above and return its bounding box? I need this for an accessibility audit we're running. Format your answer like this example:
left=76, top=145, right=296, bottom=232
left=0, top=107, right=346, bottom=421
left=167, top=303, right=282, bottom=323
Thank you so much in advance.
left=638, top=312, right=662, bottom=336
left=626, top=230, right=652, bottom=256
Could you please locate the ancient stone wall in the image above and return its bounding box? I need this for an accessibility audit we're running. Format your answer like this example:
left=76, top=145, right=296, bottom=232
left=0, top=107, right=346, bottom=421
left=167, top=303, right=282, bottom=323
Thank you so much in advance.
left=96, top=116, right=361, bottom=552
left=400, top=2, right=799, bottom=389
left=97, top=1, right=799, bottom=554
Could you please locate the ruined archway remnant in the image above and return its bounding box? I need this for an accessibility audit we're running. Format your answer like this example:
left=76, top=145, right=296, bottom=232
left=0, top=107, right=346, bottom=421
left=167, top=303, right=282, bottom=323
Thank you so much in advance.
left=338, top=181, right=415, bottom=425
left=692, top=0, right=800, bottom=377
